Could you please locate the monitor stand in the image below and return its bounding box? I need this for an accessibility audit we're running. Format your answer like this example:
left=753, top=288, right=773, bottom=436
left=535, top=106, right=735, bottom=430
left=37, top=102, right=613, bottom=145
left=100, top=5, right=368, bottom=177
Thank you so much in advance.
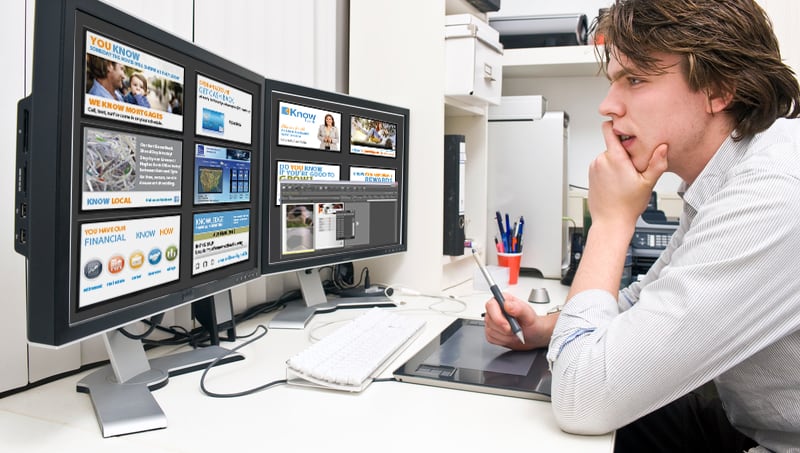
left=77, top=292, right=243, bottom=437
left=268, top=268, right=395, bottom=330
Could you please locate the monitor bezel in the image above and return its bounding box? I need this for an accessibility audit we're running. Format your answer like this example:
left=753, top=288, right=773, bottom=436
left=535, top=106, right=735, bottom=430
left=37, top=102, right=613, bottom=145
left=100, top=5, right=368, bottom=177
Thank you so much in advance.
left=261, top=79, right=410, bottom=276
left=23, top=0, right=264, bottom=346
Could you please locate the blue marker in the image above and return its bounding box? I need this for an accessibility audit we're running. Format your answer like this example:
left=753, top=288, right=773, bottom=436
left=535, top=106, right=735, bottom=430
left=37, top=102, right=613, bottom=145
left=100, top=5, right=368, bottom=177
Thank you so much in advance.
left=504, top=213, right=512, bottom=253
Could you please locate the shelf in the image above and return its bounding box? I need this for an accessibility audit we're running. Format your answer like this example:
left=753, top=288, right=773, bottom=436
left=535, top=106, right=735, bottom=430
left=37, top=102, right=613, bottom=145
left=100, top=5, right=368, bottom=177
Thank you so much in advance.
left=502, top=45, right=604, bottom=78
left=444, top=96, right=488, bottom=117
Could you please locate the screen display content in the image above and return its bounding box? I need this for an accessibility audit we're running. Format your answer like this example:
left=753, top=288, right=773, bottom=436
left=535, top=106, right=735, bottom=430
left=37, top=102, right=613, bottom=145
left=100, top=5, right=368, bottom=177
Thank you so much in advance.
left=263, top=80, right=409, bottom=330
left=15, top=0, right=263, bottom=436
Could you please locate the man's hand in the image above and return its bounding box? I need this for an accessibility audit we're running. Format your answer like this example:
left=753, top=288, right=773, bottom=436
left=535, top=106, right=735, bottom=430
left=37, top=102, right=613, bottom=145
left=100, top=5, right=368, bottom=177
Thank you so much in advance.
left=484, top=293, right=556, bottom=350
left=588, top=121, right=669, bottom=230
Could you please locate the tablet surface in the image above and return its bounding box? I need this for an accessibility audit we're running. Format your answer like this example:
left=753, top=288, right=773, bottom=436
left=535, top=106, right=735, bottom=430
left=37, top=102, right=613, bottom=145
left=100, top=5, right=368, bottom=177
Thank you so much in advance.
left=393, top=318, right=551, bottom=401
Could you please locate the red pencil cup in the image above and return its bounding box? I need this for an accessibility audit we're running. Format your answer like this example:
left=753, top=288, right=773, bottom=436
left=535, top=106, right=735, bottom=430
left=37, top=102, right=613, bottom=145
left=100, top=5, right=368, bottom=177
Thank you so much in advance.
left=497, top=252, right=523, bottom=285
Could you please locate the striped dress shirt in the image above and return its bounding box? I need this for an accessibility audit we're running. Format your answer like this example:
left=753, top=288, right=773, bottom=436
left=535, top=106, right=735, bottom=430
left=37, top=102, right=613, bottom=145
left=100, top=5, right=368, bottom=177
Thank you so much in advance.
left=547, top=118, right=800, bottom=451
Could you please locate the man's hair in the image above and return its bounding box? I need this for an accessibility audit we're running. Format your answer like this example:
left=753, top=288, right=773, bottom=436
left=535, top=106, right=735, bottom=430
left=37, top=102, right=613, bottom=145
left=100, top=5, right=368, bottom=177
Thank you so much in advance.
left=86, top=54, right=114, bottom=80
left=596, top=0, right=800, bottom=139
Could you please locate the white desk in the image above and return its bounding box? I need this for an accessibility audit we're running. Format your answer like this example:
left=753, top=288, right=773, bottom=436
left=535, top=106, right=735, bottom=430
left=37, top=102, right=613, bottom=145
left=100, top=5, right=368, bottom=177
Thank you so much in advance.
left=0, top=277, right=614, bottom=452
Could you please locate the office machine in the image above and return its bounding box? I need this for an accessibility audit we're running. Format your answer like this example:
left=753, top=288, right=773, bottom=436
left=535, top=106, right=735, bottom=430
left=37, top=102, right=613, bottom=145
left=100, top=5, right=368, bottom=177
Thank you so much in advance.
left=489, top=13, right=589, bottom=48
left=488, top=97, right=568, bottom=279
left=631, top=198, right=678, bottom=277
left=262, top=79, right=410, bottom=329
left=465, top=0, right=501, bottom=13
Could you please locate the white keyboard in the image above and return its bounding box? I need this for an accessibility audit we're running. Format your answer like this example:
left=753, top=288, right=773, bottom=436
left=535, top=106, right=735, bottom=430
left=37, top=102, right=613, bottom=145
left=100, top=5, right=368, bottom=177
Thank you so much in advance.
left=286, top=309, right=426, bottom=392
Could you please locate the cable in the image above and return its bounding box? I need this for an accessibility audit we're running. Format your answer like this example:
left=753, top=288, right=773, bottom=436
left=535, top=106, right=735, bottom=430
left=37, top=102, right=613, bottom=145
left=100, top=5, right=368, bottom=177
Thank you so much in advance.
left=117, top=313, right=165, bottom=340
left=199, top=325, right=289, bottom=398
left=382, top=284, right=468, bottom=315
left=371, top=377, right=398, bottom=384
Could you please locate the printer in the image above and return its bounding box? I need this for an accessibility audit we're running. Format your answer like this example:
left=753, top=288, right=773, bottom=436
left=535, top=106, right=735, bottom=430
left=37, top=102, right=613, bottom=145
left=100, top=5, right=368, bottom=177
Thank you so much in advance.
left=630, top=194, right=678, bottom=277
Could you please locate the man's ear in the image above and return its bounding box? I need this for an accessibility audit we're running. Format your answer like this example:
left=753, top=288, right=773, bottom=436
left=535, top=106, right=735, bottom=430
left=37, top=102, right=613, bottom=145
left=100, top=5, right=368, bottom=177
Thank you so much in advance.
left=706, top=84, right=735, bottom=114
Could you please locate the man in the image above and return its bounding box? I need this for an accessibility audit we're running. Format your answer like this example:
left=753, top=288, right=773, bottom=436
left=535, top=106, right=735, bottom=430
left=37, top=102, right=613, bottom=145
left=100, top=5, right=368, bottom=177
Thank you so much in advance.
left=86, top=54, right=125, bottom=102
left=484, top=0, right=800, bottom=451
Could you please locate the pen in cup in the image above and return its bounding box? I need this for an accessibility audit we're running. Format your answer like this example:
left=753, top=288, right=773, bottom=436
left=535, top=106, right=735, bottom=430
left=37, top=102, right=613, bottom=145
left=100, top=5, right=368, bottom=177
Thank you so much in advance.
left=471, top=248, right=525, bottom=344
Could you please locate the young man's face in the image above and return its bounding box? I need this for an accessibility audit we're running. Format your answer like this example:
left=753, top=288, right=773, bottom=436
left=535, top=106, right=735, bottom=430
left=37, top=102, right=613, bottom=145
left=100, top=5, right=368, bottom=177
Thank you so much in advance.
left=598, top=52, right=720, bottom=180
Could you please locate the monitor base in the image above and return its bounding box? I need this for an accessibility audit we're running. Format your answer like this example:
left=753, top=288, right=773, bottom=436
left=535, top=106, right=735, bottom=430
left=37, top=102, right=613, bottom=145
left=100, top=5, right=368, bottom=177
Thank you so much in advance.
left=268, top=296, right=396, bottom=330
left=77, top=331, right=242, bottom=437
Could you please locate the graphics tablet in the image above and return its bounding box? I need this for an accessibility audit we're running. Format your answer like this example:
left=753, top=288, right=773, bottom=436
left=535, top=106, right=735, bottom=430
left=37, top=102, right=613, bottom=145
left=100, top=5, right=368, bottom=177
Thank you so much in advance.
left=393, top=318, right=551, bottom=401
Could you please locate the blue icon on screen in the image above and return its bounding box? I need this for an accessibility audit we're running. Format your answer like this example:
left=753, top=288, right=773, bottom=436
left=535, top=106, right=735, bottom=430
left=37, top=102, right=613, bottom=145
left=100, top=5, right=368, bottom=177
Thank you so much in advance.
left=202, top=108, right=225, bottom=133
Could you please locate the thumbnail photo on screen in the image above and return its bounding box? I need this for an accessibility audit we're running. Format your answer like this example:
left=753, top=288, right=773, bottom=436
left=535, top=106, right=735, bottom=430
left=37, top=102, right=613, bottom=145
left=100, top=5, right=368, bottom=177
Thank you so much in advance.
left=350, top=166, right=396, bottom=183
left=275, top=161, right=340, bottom=205
left=194, top=144, right=252, bottom=205
left=79, top=216, right=180, bottom=308
left=196, top=74, right=254, bottom=145
left=277, top=101, right=342, bottom=151
left=82, top=127, right=182, bottom=210
left=192, top=210, right=250, bottom=275
left=84, top=30, right=184, bottom=131
left=350, top=116, right=397, bottom=158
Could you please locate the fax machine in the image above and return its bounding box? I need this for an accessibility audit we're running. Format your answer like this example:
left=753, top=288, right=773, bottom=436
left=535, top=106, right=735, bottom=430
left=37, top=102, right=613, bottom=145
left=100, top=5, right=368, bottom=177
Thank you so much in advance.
left=630, top=199, right=678, bottom=277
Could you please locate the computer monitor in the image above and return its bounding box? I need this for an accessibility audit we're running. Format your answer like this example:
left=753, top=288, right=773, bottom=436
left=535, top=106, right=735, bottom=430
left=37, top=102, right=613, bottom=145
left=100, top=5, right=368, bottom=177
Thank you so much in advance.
left=262, top=79, right=409, bottom=329
left=14, top=0, right=263, bottom=436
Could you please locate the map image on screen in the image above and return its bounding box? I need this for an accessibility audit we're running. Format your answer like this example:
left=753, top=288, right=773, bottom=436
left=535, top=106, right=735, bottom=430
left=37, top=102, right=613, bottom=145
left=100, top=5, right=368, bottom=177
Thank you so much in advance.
left=82, top=126, right=182, bottom=210
left=194, top=144, right=251, bottom=204
left=198, top=166, right=223, bottom=193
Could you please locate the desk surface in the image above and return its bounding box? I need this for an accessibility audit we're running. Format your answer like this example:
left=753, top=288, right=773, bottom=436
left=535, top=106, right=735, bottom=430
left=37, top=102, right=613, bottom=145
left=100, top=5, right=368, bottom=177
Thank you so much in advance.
left=0, top=277, right=613, bottom=452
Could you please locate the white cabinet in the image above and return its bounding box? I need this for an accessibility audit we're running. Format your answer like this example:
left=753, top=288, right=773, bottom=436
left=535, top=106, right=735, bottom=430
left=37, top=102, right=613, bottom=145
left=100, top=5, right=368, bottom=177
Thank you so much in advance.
left=445, top=14, right=504, bottom=106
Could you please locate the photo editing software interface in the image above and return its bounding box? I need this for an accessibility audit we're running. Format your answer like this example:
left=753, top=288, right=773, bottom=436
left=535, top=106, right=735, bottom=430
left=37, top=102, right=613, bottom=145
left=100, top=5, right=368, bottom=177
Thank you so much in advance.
left=262, top=80, right=409, bottom=328
left=14, top=0, right=264, bottom=437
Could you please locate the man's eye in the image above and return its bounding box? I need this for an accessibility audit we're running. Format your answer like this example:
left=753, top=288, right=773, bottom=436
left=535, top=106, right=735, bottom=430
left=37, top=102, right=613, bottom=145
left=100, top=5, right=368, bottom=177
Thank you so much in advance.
left=628, top=77, right=643, bottom=86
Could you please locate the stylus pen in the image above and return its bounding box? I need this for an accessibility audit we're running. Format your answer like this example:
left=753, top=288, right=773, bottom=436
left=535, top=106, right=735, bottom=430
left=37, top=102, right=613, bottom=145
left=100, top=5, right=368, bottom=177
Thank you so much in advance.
left=471, top=249, right=525, bottom=344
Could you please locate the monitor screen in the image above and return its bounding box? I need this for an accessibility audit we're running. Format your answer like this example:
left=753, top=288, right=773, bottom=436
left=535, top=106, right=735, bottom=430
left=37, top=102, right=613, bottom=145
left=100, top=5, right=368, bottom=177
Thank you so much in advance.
left=261, top=80, right=409, bottom=329
left=16, top=0, right=262, bottom=348
left=263, top=80, right=409, bottom=275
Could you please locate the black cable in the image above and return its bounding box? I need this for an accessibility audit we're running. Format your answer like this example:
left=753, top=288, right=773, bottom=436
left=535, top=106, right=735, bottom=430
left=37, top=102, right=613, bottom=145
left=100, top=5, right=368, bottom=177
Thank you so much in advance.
left=353, top=266, right=368, bottom=288
left=129, top=287, right=304, bottom=349
left=117, top=313, right=165, bottom=340
left=199, top=325, right=289, bottom=398
left=329, top=266, right=369, bottom=294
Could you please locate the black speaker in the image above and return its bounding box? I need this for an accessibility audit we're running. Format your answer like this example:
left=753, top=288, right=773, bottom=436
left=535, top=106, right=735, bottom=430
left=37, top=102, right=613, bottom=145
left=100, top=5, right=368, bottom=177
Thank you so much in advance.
left=443, top=135, right=466, bottom=256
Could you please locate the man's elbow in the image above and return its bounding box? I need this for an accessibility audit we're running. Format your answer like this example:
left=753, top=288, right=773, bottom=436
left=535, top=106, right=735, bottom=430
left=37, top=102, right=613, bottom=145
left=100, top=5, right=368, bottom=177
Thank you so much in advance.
left=553, top=410, right=618, bottom=436
left=551, top=392, right=622, bottom=435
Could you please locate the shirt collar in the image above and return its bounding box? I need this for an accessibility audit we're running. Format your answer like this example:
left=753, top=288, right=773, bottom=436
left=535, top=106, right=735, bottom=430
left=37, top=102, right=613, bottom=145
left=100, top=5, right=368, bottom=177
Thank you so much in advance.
left=678, top=132, right=752, bottom=219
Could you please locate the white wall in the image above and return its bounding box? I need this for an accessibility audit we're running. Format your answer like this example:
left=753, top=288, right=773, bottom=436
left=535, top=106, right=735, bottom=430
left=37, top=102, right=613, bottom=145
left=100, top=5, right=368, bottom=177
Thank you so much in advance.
left=758, top=0, right=800, bottom=76
left=349, top=0, right=447, bottom=294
